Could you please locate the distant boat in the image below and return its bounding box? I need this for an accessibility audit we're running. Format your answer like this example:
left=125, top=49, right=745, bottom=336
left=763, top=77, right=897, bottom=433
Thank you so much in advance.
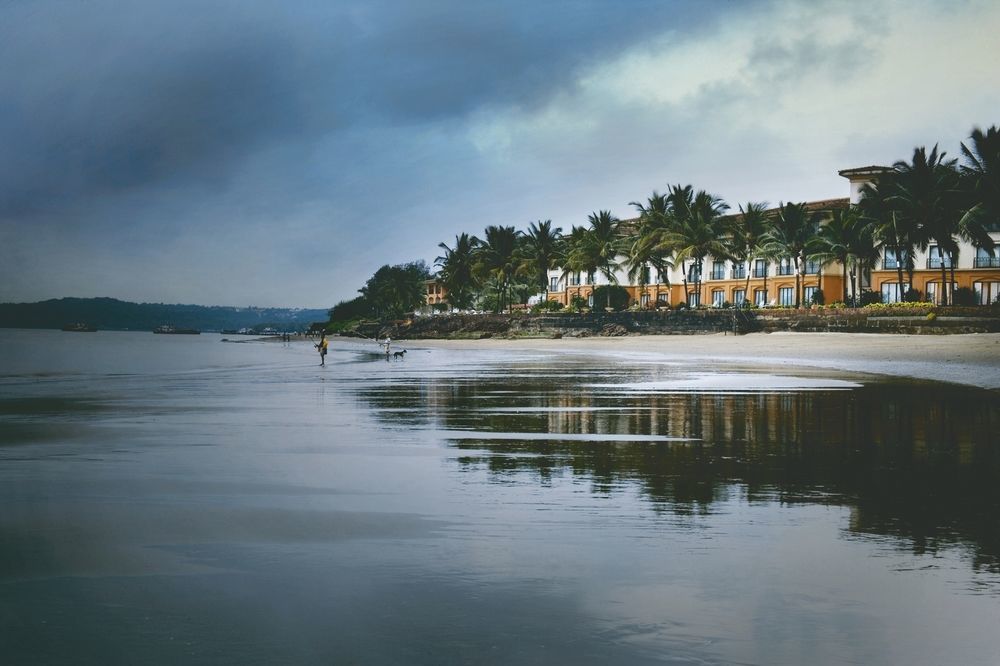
left=153, top=325, right=200, bottom=335
left=61, top=323, right=97, bottom=332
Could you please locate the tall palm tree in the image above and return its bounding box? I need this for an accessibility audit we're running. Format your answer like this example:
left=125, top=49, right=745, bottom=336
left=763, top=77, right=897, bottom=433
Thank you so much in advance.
left=517, top=220, right=563, bottom=303
left=809, top=206, right=883, bottom=305
left=474, top=225, right=521, bottom=312
left=656, top=185, right=730, bottom=306
left=627, top=192, right=674, bottom=305
left=887, top=145, right=961, bottom=304
left=762, top=202, right=822, bottom=307
left=730, top=202, right=771, bottom=305
left=959, top=126, right=999, bottom=271
left=960, top=125, right=1000, bottom=228
left=435, top=233, right=478, bottom=310
left=571, top=210, right=622, bottom=310
left=810, top=208, right=854, bottom=305
left=859, top=179, right=918, bottom=302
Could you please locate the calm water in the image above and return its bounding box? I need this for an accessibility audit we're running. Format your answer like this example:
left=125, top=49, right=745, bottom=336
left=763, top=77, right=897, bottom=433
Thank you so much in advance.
left=1, top=329, right=998, bottom=665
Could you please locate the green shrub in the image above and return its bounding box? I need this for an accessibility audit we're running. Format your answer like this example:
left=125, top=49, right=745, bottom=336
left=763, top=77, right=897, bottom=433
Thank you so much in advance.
left=531, top=299, right=565, bottom=314
left=567, top=295, right=588, bottom=313
left=857, top=290, right=882, bottom=306
left=591, top=285, right=630, bottom=311
left=953, top=287, right=977, bottom=306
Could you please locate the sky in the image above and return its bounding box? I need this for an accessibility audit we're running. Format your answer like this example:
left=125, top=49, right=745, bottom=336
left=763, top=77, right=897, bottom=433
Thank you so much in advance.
left=2, top=0, right=999, bottom=308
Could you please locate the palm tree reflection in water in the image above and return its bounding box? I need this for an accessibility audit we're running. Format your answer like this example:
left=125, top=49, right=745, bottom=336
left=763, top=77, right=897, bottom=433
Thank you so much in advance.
left=357, top=363, right=1000, bottom=574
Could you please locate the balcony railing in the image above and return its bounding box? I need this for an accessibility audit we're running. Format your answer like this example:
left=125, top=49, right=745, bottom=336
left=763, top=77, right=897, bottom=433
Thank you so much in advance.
left=776, top=265, right=795, bottom=276
left=974, top=256, right=1000, bottom=268
left=927, top=257, right=954, bottom=269
left=710, top=270, right=726, bottom=280
left=731, top=268, right=747, bottom=280
left=753, top=267, right=768, bottom=278
left=803, top=262, right=820, bottom=275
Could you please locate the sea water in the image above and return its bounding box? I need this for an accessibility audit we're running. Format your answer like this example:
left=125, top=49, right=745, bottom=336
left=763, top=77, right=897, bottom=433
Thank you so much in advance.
left=1, top=329, right=998, bottom=665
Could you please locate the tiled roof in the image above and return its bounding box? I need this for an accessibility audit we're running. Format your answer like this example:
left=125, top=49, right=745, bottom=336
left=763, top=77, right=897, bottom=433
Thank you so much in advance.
left=838, top=165, right=892, bottom=177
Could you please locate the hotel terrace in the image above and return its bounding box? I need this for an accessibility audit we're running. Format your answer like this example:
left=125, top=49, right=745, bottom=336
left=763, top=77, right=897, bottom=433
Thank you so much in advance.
left=543, top=166, right=1000, bottom=309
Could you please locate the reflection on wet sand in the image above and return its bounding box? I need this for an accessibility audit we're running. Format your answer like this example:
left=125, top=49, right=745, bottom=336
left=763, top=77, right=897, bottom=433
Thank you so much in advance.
left=359, top=363, right=1000, bottom=572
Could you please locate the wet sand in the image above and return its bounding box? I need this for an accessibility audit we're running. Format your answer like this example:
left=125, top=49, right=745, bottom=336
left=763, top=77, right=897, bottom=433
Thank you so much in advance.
left=410, top=332, right=1000, bottom=389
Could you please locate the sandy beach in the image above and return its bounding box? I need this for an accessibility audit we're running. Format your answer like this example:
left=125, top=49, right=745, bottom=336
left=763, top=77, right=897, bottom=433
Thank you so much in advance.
left=410, top=332, right=1000, bottom=390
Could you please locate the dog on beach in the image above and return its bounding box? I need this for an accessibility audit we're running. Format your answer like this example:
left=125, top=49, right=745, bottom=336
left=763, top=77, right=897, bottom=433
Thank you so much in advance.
left=392, top=349, right=407, bottom=360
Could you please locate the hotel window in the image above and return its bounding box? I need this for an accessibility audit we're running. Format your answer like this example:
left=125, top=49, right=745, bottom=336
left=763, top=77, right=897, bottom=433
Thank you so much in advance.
left=884, top=247, right=903, bottom=270
left=641, top=293, right=650, bottom=306
left=925, top=281, right=955, bottom=304
left=712, top=290, right=725, bottom=307
left=754, top=289, right=768, bottom=306
left=754, top=259, right=768, bottom=278
left=731, top=262, right=746, bottom=280
left=974, top=281, right=1000, bottom=304
left=975, top=247, right=1000, bottom=268
left=549, top=276, right=560, bottom=292
left=880, top=282, right=909, bottom=304
left=803, top=286, right=818, bottom=304
left=688, top=292, right=701, bottom=307
left=657, top=293, right=669, bottom=305
left=778, top=287, right=794, bottom=306
left=569, top=272, right=581, bottom=286
left=711, top=261, right=726, bottom=280
left=927, top=246, right=953, bottom=269
left=587, top=294, right=594, bottom=307
left=732, top=288, right=746, bottom=305
left=687, top=264, right=702, bottom=283
left=777, top=258, right=795, bottom=276
left=641, top=266, right=651, bottom=284
left=803, top=259, right=821, bottom=275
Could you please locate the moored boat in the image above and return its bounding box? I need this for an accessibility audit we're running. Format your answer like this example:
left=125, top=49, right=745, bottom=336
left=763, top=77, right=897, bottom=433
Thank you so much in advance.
left=61, top=323, right=97, bottom=332
left=153, top=325, right=200, bottom=335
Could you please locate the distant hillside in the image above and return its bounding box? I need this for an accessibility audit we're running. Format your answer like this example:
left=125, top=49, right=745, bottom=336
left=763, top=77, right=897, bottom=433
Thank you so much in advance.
left=0, top=297, right=329, bottom=332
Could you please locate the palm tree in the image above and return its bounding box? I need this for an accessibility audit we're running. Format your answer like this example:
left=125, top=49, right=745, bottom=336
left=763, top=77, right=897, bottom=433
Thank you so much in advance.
left=960, top=125, right=1000, bottom=227
left=809, top=206, right=883, bottom=305
left=627, top=192, right=674, bottom=306
left=730, top=202, right=771, bottom=305
left=959, top=126, right=999, bottom=271
left=435, top=233, right=478, bottom=310
left=474, top=225, right=521, bottom=312
left=762, top=202, right=822, bottom=307
left=887, top=146, right=961, bottom=304
left=572, top=210, right=622, bottom=310
left=858, top=179, right=918, bottom=303
left=809, top=208, right=853, bottom=304
left=656, top=185, right=730, bottom=306
left=517, top=220, right=563, bottom=303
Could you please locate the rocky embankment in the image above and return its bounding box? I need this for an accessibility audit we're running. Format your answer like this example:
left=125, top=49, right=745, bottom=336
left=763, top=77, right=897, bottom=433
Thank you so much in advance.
left=344, top=307, right=1000, bottom=340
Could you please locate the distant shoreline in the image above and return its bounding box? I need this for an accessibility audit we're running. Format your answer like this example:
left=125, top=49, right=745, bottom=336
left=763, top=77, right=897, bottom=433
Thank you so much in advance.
left=409, top=332, right=1000, bottom=390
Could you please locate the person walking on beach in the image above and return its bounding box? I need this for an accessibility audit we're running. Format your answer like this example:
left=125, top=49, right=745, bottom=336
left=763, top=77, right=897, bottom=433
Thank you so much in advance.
left=316, top=332, right=329, bottom=366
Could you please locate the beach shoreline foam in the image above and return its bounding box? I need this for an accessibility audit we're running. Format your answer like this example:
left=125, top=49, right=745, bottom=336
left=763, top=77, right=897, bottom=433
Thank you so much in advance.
left=407, top=332, right=1000, bottom=390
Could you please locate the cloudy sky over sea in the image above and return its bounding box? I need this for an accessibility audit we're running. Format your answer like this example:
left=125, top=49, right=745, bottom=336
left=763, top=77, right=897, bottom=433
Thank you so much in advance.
left=2, top=0, right=998, bottom=308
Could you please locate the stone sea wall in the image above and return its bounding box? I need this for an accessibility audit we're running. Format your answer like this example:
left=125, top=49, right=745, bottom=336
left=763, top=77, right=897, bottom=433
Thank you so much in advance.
left=357, top=308, right=1000, bottom=340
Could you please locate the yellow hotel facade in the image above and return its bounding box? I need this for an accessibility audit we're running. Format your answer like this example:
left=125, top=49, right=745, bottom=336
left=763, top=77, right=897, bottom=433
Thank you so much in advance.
left=544, top=166, right=1000, bottom=309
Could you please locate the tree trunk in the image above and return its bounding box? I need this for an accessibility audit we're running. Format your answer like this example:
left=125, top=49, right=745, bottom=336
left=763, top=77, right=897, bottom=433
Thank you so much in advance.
left=744, top=257, right=752, bottom=306
left=938, top=246, right=948, bottom=305
left=794, top=257, right=801, bottom=308
left=842, top=254, right=849, bottom=304
left=895, top=251, right=906, bottom=304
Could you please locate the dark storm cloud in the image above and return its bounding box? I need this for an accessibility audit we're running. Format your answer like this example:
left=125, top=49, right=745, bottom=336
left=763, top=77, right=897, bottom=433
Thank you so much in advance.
left=0, top=0, right=723, bottom=220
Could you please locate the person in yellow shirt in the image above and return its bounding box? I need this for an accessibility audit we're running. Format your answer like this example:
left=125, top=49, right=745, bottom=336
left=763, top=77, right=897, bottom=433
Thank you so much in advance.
left=316, top=332, right=329, bottom=366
